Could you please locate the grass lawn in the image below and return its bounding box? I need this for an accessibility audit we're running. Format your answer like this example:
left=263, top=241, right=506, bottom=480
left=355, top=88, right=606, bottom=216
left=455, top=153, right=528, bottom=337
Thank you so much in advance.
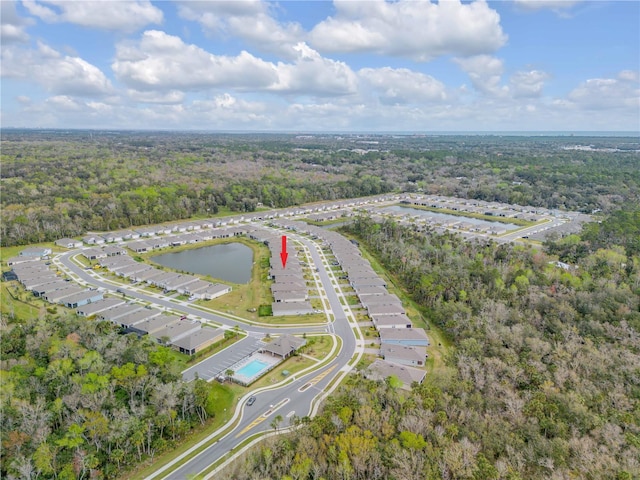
left=346, top=295, right=360, bottom=305
left=261, top=312, right=327, bottom=325
left=394, top=203, right=537, bottom=227
left=311, top=298, right=324, bottom=309
left=73, top=254, right=91, bottom=267
left=1, top=282, right=43, bottom=320
left=0, top=242, right=63, bottom=268
left=164, top=348, right=191, bottom=370
left=299, top=334, right=334, bottom=360
left=205, top=381, right=239, bottom=420
left=192, top=238, right=272, bottom=322
left=301, top=217, right=353, bottom=227
left=355, top=354, right=378, bottom=371
left=361, top=328, right=377, bottom=340
left=248, top=355, right=317, bottom=390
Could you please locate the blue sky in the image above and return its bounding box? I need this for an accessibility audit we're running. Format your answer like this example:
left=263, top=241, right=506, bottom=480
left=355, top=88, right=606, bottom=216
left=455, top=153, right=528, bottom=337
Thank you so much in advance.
left=1, top=0, right=638, bottom=132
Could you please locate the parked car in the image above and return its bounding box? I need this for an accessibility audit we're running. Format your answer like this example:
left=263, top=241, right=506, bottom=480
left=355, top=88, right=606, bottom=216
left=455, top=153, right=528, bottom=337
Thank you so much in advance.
left=247, top=396, right=256, bottom=406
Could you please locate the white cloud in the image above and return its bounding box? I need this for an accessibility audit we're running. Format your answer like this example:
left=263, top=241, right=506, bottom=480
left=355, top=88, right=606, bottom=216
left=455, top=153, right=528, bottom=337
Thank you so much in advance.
left=126, top=89, right=185, bottom=104
left=1, top=1, right=31, bottom=44
left=191, top=94, right=269, bottom=125
left=284, top=101, right=363, bottom=130
left=272, top=43, right=358, bottom=96
left=308, top=0, right=507, bottom=61
left=359, top=67, right=448, bottom=105
left=509, top=70, right=549, bottom=98
left=618, top=70, right=639, bottom=82
left=566, top=72, right=640, bottom=110
left=454, top=55, right=507, bottom=96
left=45, top=95, right=83, bottom=111
left=1, top=41, right=113, bottom=97
left=112, top=30, right=279, bottom=91
left=6, top=74, right=639, bottom=131
left=178, top=1, right=303, bottom=58
left=514, top=1, right=582, bottom=12
left=177, top=0, right=266, bottom=31
left=113, top=31, right=358, bottom=97
left=9, top=94, right=122, bottom=128
left=7, top=91, right=271, bottom=130
left=22, top=0, right=162, bottom=32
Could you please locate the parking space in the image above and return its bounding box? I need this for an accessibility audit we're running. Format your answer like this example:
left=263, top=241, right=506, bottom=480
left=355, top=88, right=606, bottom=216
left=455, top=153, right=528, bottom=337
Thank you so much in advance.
left=182, top=335, right=265, bottom=382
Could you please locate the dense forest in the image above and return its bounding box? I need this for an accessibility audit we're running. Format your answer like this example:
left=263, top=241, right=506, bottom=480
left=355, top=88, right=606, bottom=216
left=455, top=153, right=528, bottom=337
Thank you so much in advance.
left=225, top=213, right=640, bottom=479
left=2, top=130, right=638, bottom=246
left=2, top=131, right=640, bottom=479
left=0, top=315, right=230, bottom=479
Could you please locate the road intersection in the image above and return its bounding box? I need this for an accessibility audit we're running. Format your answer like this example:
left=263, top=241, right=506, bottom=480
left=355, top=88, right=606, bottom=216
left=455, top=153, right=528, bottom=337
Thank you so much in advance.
left=53, top=223, right=362, bottom=479
left=49, top=195, right=587, bottom=478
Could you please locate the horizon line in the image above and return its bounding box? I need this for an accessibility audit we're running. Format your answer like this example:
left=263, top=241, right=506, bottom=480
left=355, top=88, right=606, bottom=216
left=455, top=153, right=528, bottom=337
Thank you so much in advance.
left=2, top=127, right=639, bottom=137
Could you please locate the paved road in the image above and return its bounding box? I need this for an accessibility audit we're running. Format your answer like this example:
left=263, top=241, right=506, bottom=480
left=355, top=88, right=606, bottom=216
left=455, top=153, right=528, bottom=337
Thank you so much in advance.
left=54, top=229, right=360, bottom=479
left=48, top=194, right=583, bottom=477
left=161, top=230, right=357, bottom=479
left=56, top=251, right=325, bottom=338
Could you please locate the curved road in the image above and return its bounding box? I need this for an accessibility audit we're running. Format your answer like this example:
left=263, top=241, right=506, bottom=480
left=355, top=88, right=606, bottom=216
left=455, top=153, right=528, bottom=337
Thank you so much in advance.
left=54, top=228, right=360, bottom=479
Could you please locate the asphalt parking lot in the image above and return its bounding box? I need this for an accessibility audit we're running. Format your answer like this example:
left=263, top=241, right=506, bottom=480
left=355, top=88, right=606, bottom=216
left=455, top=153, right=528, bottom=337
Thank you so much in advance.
left=182, top=335, right=265, bottom=382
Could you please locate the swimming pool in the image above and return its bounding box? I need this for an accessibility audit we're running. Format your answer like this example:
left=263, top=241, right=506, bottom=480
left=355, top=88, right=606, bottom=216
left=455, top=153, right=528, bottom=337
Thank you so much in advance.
left=228, top=352, right=282, bottom=385
left=237, top=359, right=269, bottom=378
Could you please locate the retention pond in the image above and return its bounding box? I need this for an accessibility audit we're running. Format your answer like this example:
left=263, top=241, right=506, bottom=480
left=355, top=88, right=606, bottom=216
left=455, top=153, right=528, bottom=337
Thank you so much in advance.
left=152, top=242, right=253, bottom=284
left=382, top=205, right=522, bottom=231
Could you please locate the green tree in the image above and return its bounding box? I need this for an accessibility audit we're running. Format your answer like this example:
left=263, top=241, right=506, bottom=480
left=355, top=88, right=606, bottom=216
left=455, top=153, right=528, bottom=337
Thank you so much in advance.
left=271, top=414, right=283, bottom=431
left=56, top=423, right=85, bottom=450
left=32, top=443, right=55, bottom=477
left=399, top=431, right=427, bottom=450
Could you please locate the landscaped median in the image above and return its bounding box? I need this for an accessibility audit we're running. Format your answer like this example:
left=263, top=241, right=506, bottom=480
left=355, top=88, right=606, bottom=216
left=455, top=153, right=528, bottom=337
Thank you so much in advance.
left=130, top=334, right=341, bottom=480
left=192, top=335, right=347, bottom=479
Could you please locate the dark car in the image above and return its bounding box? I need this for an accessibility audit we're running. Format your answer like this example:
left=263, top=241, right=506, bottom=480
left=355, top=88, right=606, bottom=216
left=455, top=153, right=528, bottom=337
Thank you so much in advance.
left=247, top=396, right=256, bottom=406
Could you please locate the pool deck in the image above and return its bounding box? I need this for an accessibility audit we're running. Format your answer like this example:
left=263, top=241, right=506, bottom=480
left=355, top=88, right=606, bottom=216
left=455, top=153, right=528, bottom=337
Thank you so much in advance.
left=230, top=352, right=282, bottom=385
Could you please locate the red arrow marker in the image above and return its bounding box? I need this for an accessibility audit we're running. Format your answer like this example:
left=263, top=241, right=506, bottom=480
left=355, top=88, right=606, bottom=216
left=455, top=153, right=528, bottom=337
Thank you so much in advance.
left=280, top=235, right=288, bottom=269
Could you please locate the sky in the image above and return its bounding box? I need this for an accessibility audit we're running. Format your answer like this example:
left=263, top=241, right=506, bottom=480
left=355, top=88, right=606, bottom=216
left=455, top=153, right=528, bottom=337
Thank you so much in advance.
left=1, top=0, right=638, bottom=132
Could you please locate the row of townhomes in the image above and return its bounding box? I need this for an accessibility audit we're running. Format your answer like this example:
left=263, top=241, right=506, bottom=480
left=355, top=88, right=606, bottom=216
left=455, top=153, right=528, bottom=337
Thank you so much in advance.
left=63, top=193, right=401, bottom=248
left=7, top=247, right=224, bottom=356
left=402, top=195, right=546, bottom=220
left=10, top=256, right=104, bottom=308
left=273, top=219, right=430, bottom=390
left=5, top=195, right=405, bottom=358
left=247, top=226, right=315, bottom=317
left=83, top=245, right=231, bottom=300
left=88, top=300, right=224, bottom=356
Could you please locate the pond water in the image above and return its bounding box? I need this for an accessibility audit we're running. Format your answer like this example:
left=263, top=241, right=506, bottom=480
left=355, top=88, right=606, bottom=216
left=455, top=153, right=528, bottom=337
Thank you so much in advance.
left=382, top=206, right=521, bottom=231
left=152, top=242, right=253, bottom=284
